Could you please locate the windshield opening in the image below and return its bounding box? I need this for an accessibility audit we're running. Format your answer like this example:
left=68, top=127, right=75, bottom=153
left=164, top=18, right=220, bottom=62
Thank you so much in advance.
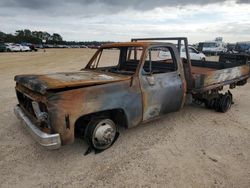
left=86, top=46, right=143, bottom=75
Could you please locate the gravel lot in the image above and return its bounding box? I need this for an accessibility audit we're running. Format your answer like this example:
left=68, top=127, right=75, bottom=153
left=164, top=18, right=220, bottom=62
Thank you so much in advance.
left=0, top=49, right=249, bottom=188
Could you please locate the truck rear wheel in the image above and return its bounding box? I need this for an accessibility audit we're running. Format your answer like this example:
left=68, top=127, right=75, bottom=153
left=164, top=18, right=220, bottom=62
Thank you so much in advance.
left=217, top=93, right=233, bottom=113
left=205, top=99, right=216, bottom=109
left=84, top=118, right=117, bottom=150
left=203, top=91, right=233, bottom=113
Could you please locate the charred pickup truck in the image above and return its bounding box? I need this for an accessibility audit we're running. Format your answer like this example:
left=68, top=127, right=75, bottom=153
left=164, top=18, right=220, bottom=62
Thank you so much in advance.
left=14, top=37, right=250, bottom=151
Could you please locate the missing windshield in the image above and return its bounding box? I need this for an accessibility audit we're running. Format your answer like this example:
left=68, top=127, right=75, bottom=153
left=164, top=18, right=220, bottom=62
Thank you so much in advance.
left=87, top=46, right=143, bottom=75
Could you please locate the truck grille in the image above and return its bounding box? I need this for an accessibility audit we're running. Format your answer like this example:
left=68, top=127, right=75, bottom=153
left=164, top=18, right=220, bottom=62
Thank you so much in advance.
left=16, top=88, right=51, bottom=132
left=16, top=90, right=36, bottom=117
left=16, top=90, right=48, bottom=118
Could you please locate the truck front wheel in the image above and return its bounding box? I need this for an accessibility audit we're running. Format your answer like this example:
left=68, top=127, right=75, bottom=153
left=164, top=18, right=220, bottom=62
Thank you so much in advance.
left=84, top=118, right=117, bottom=150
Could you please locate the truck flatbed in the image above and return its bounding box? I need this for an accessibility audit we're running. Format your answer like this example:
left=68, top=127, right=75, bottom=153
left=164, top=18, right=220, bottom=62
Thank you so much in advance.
left=190, top=60, right=249, bottom=93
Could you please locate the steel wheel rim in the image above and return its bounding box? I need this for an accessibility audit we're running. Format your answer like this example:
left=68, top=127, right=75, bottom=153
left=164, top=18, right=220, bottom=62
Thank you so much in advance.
left=92, top=119, right=116, bottom=150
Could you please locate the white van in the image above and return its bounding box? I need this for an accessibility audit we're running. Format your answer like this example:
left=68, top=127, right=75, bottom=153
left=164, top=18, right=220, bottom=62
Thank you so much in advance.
left=199, top=39, right=227, bottom=55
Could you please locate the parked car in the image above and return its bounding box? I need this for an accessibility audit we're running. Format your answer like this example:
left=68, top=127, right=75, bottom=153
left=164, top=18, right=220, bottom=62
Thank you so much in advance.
left=226, top=43, right=236, bottom=52
left=88, top=45, right=100, bottom=49
left=16, top=44, right=31, bottom=52
left=0, top=43, right=6, bottom=52
left=159, top=46, right=206, bottom=61
left=35, top=44, right=44, bottom=49
left=80, top=45, right=88, bottom=48
left=28, top=44, right=38, bottom=52
left=5, top=43, right=31, bottom=52
left=21, top=43, right=37, bottom=52
left=183, top=46, right=206, bottom=61
left=235, top=42, right=250, bottom=53
left=5, top=43, right=21, bottom=52
left=13, top=37, right=250, bottom=152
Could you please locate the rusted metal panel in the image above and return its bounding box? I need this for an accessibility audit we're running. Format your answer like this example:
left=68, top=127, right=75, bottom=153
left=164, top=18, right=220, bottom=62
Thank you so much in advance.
left=16, top=84, right=47, bottom=104
left=138, top=43, right=187, bottom=121
left=102, top=42, right=157, bottom=49
left=191, top=67, right=215, bottom=75
left=46, top=77, right=143, bottom=145
left=192, top=64, right=250, bottom=92
left=140, top=72, right=184, bottom=120
left=15, top=71, right=131, bottom=94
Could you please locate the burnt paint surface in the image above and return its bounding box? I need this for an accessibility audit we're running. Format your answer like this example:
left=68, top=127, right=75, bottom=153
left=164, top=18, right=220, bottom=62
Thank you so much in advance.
left=140, top=72, right=184, bottom=120
left=14, top=71, right=130, bottom=94
left=192, top=65, right=250, bottom=92
left=47, top=77, right=143, bottom=144
left=138, top=43, right=186, bottom=121
left=14, top=42, right=250, bottom=146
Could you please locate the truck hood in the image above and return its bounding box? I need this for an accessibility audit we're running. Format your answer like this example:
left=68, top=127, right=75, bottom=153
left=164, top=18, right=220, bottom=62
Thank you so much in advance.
left=15, top=71, right=131, bottom=94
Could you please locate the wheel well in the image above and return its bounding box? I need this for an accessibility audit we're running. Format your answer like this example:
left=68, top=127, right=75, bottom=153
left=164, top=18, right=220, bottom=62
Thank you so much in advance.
left=74, top=109, right=128, bottom=138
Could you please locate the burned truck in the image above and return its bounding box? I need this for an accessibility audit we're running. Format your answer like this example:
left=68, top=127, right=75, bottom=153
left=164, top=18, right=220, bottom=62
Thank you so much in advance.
left=14, top=37, right=250, bottom=152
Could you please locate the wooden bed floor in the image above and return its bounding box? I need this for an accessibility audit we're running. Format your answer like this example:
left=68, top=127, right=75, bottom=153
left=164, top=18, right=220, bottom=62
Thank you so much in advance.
left=191, top=66, right=216, bottom=75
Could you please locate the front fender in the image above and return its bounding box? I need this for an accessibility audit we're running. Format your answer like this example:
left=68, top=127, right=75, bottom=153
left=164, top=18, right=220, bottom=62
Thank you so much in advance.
left=47, top=78, right=142, bottom=145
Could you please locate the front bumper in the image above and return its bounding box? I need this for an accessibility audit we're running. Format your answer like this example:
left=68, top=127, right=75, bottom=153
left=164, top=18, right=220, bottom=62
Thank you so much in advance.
left=14, top=105, right=61, bottom=149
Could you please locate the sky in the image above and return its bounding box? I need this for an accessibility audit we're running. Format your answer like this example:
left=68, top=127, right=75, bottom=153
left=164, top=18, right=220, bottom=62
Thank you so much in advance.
left=0, top=0, right=250, bottom=43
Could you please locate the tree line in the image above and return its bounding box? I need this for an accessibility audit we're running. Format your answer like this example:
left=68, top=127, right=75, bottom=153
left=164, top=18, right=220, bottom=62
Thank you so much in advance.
left=0, top=29, right=111, bottom=46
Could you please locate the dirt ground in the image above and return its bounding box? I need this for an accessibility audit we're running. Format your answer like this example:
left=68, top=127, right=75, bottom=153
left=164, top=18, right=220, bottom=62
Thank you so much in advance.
left=0, top=49, right=249, bottom=188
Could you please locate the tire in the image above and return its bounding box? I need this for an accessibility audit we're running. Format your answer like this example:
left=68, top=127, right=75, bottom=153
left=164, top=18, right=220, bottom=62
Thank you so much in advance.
left=217, top=93, right=232, bottom=113
left=84, top=118, right=117, bottom=150
left=205, top=99, right=215, bottom=109
left=202, top=58, right=206, bottom=62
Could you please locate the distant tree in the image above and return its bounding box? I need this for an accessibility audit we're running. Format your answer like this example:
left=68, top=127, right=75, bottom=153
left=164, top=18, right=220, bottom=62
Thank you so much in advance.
left=15, top=30, right=24, bottom=37
left=0, top=31, right=6, bottom=37
left=51, top=33, right=63, bottom=42
left=0, top=29, right=112, bottom=46
left=24, top=29, right=32, bottom=37
left=43, top=32, right=51, bottom=41
left=31, top=31, right=50, bottom=41
left=31, top=31, right=39, bottom=38
left=0, top=31, right=6, bottom=42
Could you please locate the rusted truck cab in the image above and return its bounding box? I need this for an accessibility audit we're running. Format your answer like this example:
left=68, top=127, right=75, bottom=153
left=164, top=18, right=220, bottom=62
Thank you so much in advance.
left=14, top=39, right=250, bottom=151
